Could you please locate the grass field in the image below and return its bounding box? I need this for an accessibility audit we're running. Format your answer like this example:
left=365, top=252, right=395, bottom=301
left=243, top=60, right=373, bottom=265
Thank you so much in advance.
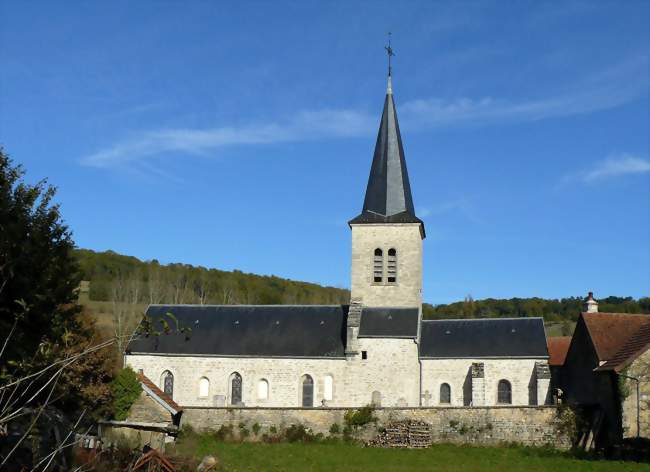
left=170, top=439, right=649, bottom=472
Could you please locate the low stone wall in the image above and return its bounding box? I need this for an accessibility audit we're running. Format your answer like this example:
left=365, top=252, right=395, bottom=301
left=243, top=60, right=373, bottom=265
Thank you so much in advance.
left=181, top=406, right=572, bottom=449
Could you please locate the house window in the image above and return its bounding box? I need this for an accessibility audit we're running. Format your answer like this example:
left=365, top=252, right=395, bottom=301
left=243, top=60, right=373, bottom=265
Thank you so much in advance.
left=323, top=375, right=333, bottom=401
left=362, top=351, right=368, bottom=360
left=373, top=248, right=383, bottom=282
left=440, top=383, right=451, bottom=404
left=161, top=371, right=173, bottom=398
left=302, top=375, right=314, bottom=407
left=199, top=377, right=210, bottom=397
left=497, top=380, right=512, bottom=404
left=230, top=372, right=242, bottom=405
left=258, top=379, right=269, bottom=400
left=387, top=248, right=397, bottom=283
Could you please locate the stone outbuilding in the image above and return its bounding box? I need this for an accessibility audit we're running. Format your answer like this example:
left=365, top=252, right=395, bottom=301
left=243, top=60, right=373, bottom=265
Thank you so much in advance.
left=560, top=295, right=650, bottom=447
left=99, top=373, right=182, bottom=449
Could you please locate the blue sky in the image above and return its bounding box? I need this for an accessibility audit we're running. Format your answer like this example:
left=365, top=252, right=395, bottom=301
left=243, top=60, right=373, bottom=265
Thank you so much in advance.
left=1, top=1, right=648, bottom=304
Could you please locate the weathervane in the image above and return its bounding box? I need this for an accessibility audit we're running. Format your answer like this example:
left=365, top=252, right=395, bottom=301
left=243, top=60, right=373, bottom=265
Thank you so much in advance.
left=385, top=32, right=395, bottom=77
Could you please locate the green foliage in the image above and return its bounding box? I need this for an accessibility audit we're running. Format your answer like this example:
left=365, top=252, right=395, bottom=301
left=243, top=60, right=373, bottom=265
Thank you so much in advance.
left=73, top=248, right=350, bottom=306
left=284, top=424, right=318, bottom=443
left=344, top=405, right=377, bottom=428
left=168, top=441, right=640, bottom=472
left=329, top=423, right=341, bottom=435
left=252, top=422, right=261, bottom=436
left=423, top=296, right=650, bottom=323
left=111, top=367, right=142, bottom=420
left=0, top=148, right=81, bottom=377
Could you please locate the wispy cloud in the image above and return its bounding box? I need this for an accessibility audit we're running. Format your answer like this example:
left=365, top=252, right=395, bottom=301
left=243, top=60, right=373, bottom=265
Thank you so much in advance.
left=561, top=153, right=650, bottom=185
left=418, top=197, right=483, bottom=224
left=81, top=55, right=648, bottom=170
left=82, top=109, right=374, bottom=168
left=582, top=154, right=650, bottom=182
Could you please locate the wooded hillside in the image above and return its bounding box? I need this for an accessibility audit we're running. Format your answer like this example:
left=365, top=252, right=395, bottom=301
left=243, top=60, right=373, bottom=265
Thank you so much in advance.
left=75, top=248, right=649, bottom=325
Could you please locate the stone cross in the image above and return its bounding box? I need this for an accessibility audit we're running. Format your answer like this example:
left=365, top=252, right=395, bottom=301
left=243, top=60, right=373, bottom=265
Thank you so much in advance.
left=421, top=390, right=432, bottom=406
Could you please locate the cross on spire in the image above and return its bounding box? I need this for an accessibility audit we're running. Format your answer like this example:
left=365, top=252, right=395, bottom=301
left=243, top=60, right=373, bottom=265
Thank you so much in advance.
left=385, top=32, right=395, bottom=77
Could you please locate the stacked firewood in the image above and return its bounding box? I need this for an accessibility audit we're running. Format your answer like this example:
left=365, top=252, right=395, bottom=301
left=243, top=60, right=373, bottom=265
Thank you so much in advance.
left=367, top=420, right=432, bottom=448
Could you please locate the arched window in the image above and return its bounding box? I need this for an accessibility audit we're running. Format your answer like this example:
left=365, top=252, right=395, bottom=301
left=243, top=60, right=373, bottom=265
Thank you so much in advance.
left=323, top=375, right=333, bottom=401
left=497, top=380, right=512, bottom=404
left=373, top=248, right=383, bottom=283
left=440, top=383, right=451, bottom=404
left=161, top=371, right=173, bottom=398
left=199, top=377, right=210, bottom=397
left=230, top=372, right=242, bottom=405
left=257, top=379, right=269, bottom=400
left=302, top=375, right=314, bottom=407
left=387, top=248, right=397, bottom=283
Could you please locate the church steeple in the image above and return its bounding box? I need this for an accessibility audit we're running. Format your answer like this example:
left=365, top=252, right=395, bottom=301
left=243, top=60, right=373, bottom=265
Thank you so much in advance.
left=349, top=65, right=424, bottom=237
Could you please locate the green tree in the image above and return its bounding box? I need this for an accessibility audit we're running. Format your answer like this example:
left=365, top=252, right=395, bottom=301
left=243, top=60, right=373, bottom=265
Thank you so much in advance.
left=0, top=148, right=81, bottom=376
left=111, top=367, right=142, bottom=420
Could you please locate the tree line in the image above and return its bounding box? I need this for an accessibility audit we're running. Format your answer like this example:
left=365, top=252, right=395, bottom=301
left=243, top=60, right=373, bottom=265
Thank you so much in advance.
left=75, top=248, right=351, bottom=306
left=422, top=295, right=650, bottom=323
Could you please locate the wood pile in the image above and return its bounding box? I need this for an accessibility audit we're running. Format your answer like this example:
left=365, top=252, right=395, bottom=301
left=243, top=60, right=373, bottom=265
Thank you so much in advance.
left=367, top=420, right=432, bottom=448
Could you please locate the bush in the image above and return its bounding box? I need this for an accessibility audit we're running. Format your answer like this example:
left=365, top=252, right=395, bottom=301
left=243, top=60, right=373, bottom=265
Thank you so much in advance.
left=329, top=423, right=341, bottom=435
left=252, top=423, right=261, bottom=436
left=344, top=405, right=376, bottom=428
left=285, top=424, right=317, bottom=443
left=213, top=424, right=234, bottom=441
left=110, top=367, right=142, bottom=420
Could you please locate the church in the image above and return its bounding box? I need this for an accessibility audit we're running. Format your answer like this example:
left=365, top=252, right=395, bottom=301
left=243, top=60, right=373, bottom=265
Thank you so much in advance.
left=125, top=70, right=550, bottom=410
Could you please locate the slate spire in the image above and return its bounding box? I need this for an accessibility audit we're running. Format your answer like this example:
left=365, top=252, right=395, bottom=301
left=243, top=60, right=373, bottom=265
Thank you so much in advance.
left=349, top=71, right=424, bottom=236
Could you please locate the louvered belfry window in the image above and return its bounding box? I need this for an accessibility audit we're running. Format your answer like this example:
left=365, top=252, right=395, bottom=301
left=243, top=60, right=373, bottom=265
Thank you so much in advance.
left=373, top=248, right=384, bottom=283
left=387, top=248, right=397, bottom=283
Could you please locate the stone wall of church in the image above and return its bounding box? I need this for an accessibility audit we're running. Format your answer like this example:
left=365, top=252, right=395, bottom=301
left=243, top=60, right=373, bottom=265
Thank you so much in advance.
left=181, top=405, right=570, bottom=448
left=125, top=338, right=420, bottom=409
left=421, top=358, right=549, bottom=407
left=350, top=223, right=422, bottom=308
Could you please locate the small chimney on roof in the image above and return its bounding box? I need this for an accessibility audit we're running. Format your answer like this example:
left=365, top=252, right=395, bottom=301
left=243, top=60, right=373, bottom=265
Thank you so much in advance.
left=584, top=291, right=598, bottom=313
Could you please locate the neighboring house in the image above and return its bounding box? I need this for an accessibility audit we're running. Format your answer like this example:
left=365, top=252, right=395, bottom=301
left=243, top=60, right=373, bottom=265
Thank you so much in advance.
left=99, top=373, right=182, bottom=449
left=595, top=324, right=650, bottom=439
left=547, top=336, right=571, bottom=398
left=124, top=69, right=552, bottom=411
left=560, top=293, right=650, bottom=446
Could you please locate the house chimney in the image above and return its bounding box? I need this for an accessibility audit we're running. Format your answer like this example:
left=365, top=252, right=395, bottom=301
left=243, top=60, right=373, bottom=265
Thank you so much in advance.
left=584, top=291, right=598, bottom=313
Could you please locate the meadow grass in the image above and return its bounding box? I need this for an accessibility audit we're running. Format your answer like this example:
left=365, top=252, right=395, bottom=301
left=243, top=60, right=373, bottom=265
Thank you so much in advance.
left=171, top=437, right=650, bottom=472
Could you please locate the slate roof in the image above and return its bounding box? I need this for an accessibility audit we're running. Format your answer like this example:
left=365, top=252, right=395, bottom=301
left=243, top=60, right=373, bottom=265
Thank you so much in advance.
left=137, top=373, right=182, bottom=414
left=596, top=323, right=650, bottom=372
left=127, top=305, right=348, bottom=358
left=358, top=307, right=419, bottom=338
left=349, top=76, right=424, bottom=237
left=419, top=318, right=548, bottom=358
left=581, top=312, right=650, bottom=362
left=547, top=336, right=571, bottom=366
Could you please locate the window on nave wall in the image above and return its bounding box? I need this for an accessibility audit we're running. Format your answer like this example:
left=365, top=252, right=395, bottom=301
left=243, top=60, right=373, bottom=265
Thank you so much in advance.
left=439, top=383, right=451, bottom=404
left=257, top=379, right=269, bottom=400
left=198, top=377, right=209, bottom=397
left=301, top=375, right=314, bottom=407
left=230, top=372, right=242, bottom=405
left=497, top=379, right=512, bottom=404
left=323, top=375, right=333, bottom=401
left=161, top=371, right=173, bottom=398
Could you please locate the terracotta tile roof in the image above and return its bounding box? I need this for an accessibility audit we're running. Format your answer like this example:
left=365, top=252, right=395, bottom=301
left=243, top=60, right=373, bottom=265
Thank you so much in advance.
left=547, top=336, right=571, bottom=366
left=596, top=324, right=650, bottom=372
left=582, top=312, right=650, bottom=362
left=136, top=373, right=182, bottom=413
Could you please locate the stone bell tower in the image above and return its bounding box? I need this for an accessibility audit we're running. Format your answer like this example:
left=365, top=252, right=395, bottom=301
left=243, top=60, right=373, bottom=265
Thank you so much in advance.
left=348, top=73, right=425, bottom=310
